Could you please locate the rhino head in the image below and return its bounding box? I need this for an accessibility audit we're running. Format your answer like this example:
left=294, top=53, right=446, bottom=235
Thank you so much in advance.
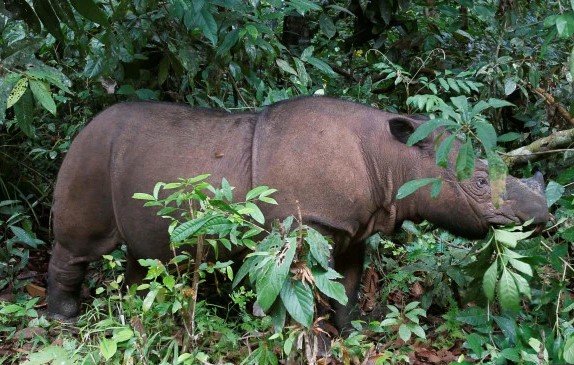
left=388, top=117, right=550, bottom=239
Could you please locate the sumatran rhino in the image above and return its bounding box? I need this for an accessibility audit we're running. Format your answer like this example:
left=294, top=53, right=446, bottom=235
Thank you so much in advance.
left=48, top=97, right=549, bottom=328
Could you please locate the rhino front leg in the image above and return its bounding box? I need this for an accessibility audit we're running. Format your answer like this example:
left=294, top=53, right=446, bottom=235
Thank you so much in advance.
left=47, top=242, right=87, bottom=319
left=333, top=240, right=366, bottom=332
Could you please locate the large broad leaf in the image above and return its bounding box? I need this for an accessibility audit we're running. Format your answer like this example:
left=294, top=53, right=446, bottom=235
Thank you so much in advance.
left=319, top=14, right=336, bottom=38
left=6, top=77, right=28, bottom=109
left=498, top=268, right=520, bottom=312
left=406, top=118, right=456, bottom=146
left=32, top=0, right=65, bottom=42
left=69, top=0, right=109, bottom=26
left=455, top=139, right=475, bottom=180
left=474, top=121, right=497, bottom=149
left=494, top=229, right=534, bottom=248
left=396, top=178, right=440, bottom=200
left=195, top=7, right=218, bottom=45
left=482, top=259, right=498, bottom=301
left=305, top=56, right=337, bottom=77
left=546, top=181, right=565, bottom=207
left=13, top=90, right=35, bottom=138
left=170, top=215, right=218, bottom=242
left=306, top=228, right=330, bottom=270
left=563, top=335, right=574, bottom=364
left=99, top=338, right=117, bottom=360
left=312, top=268, right=347, bottom=305
left=0, top=74, right=23, bottom=124
left=279, top=279, right=314, bottom=328
left=256, top=237, right=296, bottom=311
left=486, top=149, right=507, bottom=207
left=29, top=79, right=56, bottom=115
left=456, top=307, right=488, bottom=326
left=436, top=134, right=456, bottom=168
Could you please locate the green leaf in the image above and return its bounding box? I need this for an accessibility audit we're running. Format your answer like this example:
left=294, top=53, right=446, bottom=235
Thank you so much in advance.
left=430, top=178, right=442, bottom=198
left=170, top=215, right=218, bottom=242
left=406, top=118, right=456, bottom=146
left=570, top=46, right=574, bottom=78
left=7, top=77, right=28, bottom=108
left=455, top=139, right=474, bottom=180
left=546, top=181, right=565, bottom=207
left=246, top=186, right=271, bottom=201
left=497, top=132, right=521, bottom=142
left=487, top=98, right=514, bottom=108
left=132, top=193, right=156, bottom=201
left=483, top=259, right=498, bottom=301
left=438, top=78, right=450, bottom=91
left=280, top=279, right=314, bottom=328
left=32, top=0, right=66, bottom=42
left=13, top=89, right=35, bottom=138
left=404, top=301, right=420, bottom=312
left=289, top=0, right=322, bottom=15
left=100, top=338, right=117, bottom=360
left=510, top=270, right=531, bottom=299
left=451, top=95, right=469, bottom=112
left=396, top=178, right=440, bottom=200
left=319, top=14, right=336, bottom=38
left=498, top=268, right=520, bottom=312
left=69, top=0, right=109, bottom=26
left=245, top=202, right=265, bottom=224
left=499, top=347, right=520, bottom=361
left=494, top=229, right=534, bottom=248
left=312, top=268, right=347, bottom=305
left=504, top=79, right=517, bottom=96
left=474, top=121, right=497, bottom=149
left=25, top=63, right=72, bottom=93
left=29, top=79, right=56, bottom=115
left=563, top=335, right=574, bottom=364
left=508, top=258, right=533, bottom=277
left=305, top=56, right=337, bottom=77
left=306, top=229, right=330, bottom=270
left=256, top=237, right=296, bottom=311
left=398, top=324, right=412, bottom=342
left=486, top=149, right=507, bottom=207
left=436, top=134, right=456, bottom=168
left=142, top=288, right=158, bottom=312
left=456, top=307, right=488, bottom=326
left=381, top=318, right=399, bottom=326
left=445, top=78, right=459, bottom=93
left=216, top=29, right=239, bottom=56
left=276, top=59, right=298, bottom=76
left=409, top=324, right=426, bottom=339
left=556, top=13, right=574, bottom=37
left=112, top=329, right=134, bottom=343
left=0, top=73, right=22, bottom=124
left=9, top=226, right=43, bottom=248
left=196, top=7, right=218, bottom=45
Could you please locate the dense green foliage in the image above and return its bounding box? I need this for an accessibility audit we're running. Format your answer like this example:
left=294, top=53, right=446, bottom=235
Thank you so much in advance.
left=1, top=0, right=573, bottom=363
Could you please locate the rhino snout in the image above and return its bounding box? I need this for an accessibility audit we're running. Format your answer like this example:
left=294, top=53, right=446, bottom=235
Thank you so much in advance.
left=501, top=173, right=550, bottom=226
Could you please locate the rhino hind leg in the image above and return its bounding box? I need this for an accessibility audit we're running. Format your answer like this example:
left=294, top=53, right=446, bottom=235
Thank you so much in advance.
left=47, top=242, right=88, bottom=319
left=333, top=241, right=366, bottom=332
left=47, top=231, right=120, bottom=319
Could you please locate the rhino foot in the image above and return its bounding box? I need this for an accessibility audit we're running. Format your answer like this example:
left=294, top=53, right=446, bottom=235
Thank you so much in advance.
left=46, top=287, right=81, bottom=320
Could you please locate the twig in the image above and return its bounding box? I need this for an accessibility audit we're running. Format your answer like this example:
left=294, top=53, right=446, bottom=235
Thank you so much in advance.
left=503, top=127, right=574, bottom=167
left=527, top=84, right=574, bottom=127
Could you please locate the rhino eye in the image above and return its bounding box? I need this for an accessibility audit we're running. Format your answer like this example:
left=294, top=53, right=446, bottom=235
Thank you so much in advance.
left=476, top=177, right=488, bottom=188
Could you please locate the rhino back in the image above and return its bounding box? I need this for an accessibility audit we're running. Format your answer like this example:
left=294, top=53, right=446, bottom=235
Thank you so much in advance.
left=54, top=102, right=257, bottom=260
left=253, top=97, right=390, bottom=237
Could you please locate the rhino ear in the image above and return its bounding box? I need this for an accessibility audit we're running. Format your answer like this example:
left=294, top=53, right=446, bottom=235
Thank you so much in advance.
left=389, top=117, right=430, bottom=147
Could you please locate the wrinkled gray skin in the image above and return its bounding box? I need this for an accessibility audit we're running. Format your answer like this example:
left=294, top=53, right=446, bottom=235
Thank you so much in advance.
left=48, top=97, right=549, bottom=329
